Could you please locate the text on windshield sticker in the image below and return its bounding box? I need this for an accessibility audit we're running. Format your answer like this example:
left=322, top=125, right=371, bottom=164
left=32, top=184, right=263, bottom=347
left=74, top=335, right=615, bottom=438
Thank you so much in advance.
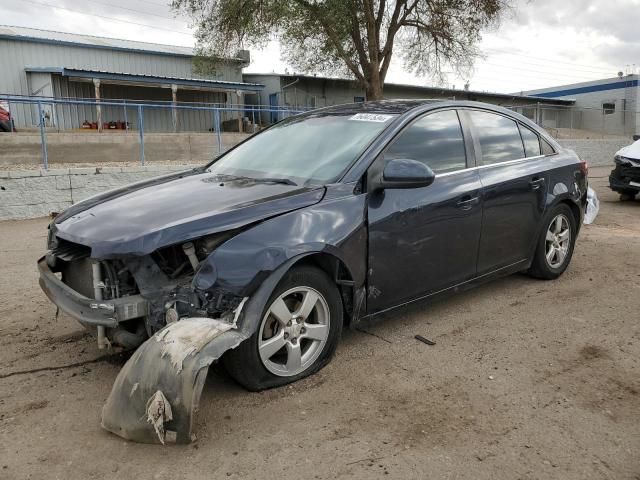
left=349, top=113, right=393, bottom=122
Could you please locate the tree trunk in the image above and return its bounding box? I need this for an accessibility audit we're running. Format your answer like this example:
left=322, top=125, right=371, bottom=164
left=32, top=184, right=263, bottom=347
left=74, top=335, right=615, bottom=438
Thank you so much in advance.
left=365, top=73, right=384, bottom=100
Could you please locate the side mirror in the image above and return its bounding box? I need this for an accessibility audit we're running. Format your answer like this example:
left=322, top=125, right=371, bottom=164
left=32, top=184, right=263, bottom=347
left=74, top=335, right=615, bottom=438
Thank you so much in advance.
left=377, top=158, right=435, bottom=190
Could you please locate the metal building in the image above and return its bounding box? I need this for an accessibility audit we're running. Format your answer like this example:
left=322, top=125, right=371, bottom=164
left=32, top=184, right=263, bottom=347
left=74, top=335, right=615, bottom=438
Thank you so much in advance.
left=522, top=75, right=639, bottom=136
left=0, top=25, right=263, bottom=131
left=243, top=73, right=573, bottom=124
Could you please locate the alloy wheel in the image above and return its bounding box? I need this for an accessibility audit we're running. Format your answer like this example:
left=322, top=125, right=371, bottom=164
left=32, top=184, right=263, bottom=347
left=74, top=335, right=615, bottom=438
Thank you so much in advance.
left=258, top=286, right=331, bottom=377
left=545, top=213, right=571, bottom=269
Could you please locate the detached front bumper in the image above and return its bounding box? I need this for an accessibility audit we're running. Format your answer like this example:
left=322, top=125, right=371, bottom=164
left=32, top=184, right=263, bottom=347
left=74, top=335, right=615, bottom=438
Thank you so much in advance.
left=38, top=256, right=148, bottom=328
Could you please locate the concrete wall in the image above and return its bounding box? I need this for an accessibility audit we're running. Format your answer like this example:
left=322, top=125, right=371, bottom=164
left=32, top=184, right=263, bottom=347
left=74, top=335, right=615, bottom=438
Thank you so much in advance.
left=1, top=138, right=622, bottom=221
left=0, top=165, right=199, bottom=221
left=0, top=132, right=251, bottom=166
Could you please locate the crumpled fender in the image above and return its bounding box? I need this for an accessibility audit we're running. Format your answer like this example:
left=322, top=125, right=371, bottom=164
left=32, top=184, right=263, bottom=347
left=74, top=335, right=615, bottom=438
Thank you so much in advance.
left=100, top=258, right=295, bottom=444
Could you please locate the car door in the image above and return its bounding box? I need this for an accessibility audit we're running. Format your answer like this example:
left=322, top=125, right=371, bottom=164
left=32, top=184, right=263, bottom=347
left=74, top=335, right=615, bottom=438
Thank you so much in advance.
left=464, top=109, right=549, bottom=273
left=367, top=109, right=483, bottom=313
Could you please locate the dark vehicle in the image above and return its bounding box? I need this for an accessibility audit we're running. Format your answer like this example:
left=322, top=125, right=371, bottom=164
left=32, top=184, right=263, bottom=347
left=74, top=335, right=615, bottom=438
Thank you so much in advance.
left=0, top=104, right=14, bottom=132
left=609, top=139, right=640, bottom=200
left=38, top=100, right=588, bottom=444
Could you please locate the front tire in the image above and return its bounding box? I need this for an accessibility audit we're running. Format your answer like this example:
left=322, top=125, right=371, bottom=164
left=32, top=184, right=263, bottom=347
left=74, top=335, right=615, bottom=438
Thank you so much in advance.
left=528, top=204, right=577, bottom=280
left=223, top=265, right=343, bottom=391
left=620, top=191, right=637, bottom=201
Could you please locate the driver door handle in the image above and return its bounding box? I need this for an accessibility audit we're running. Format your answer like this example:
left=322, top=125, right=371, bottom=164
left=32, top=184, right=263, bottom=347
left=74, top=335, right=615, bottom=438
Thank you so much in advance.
left=529, top=177, right=545, bottom=190
left=456, top=195, right=479, bottom=210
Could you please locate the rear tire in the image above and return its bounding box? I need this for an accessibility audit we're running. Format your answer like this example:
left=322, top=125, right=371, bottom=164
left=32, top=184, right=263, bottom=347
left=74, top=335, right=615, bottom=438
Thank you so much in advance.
left=223, top=265, right=343, bottom=391
left=528, top=204, right=577, bottom=280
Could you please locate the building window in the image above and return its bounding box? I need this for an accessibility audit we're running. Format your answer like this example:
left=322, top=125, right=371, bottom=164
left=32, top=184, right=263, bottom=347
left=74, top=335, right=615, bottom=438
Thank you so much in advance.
left=602, top=102, right=615, bottom=115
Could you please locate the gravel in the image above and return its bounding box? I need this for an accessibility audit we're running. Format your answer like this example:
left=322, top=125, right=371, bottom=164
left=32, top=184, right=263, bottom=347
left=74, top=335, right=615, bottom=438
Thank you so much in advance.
left=0, top=167, right=638, bottom=479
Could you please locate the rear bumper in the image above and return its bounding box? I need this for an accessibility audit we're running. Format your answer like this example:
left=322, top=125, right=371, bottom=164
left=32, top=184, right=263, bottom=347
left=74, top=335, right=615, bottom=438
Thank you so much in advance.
left=38, top=256, right=148, bottom=328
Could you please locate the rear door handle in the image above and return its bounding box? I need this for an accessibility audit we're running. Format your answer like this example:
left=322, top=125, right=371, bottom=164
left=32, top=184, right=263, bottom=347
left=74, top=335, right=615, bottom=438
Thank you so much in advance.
left=529, top=178, right=545, bottom=190
left=456, top=195, right=479, bottom=210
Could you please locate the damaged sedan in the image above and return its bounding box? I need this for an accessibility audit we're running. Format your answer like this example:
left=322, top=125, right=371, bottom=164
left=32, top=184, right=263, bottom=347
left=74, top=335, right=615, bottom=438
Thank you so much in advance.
left=38, top=100, right=588, bottom=444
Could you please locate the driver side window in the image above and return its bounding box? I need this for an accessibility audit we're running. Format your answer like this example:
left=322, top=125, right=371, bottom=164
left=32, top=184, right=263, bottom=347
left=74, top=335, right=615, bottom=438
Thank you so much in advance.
left=384, top=110, right=467, bottom=174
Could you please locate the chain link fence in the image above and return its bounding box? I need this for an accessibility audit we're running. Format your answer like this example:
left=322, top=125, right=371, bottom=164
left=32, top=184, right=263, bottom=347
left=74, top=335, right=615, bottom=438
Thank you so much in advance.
left=505, top=104, right=637, bottom=140
left=0, top=95, right=308, bottom=170
left=1, top=95, right=636, bottom=171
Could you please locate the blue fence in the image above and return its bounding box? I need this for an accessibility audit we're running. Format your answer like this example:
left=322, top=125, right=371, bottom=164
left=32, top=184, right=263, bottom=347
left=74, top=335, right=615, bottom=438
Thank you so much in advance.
left=0, top=95, right=309, bottom=169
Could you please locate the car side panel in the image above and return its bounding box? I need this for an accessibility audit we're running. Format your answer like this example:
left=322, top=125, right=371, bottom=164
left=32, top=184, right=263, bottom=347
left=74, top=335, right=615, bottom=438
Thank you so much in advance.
left=537, top=151, right=587, bottom=239
left=476, top=157, right=550, bottom=273
left=193, top=183, right=368, bottom=321
left=367, top=169, right=483, bottom=312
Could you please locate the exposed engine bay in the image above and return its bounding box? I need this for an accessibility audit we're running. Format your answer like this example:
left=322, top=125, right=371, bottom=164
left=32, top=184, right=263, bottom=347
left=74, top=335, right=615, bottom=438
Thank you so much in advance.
left=42, top=227, right=244, bottom=351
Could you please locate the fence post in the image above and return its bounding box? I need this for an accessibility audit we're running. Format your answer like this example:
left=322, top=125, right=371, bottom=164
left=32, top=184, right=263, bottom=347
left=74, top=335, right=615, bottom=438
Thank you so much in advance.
left=569, top=108, right=573, bottom=136
left=138, top=105, right=145, bottom=166
left=123, top=99, right=128, bottom=132
left=37, top=101, right=49, bottom=170
left=7, top=99, right=12, bottom=131
left=214, top=108, right=222, bottom=154
left=251, top=106, right=256, bottom=133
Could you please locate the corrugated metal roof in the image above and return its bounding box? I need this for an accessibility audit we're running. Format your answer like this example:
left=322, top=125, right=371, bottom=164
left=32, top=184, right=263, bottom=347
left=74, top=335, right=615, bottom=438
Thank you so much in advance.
left=0, top=25, right=194, bottom=57
left=25, top=67, right=264, bottom=91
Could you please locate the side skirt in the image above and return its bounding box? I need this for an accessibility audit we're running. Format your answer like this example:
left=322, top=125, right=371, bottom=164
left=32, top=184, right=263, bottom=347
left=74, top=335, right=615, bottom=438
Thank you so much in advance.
left=358, top=259, right=529, bottom=323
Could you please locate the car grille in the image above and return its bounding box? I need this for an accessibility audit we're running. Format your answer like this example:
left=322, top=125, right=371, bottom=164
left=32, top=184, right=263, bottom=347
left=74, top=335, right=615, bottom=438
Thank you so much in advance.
left=51, top=237, right=91, bottom=261
left=613, top=164, right=640, bottom=182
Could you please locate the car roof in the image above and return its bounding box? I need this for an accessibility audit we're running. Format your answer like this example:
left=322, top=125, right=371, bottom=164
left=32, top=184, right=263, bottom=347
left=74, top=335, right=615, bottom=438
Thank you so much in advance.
left=318, top=99, right=439, bottom=115
left=316, top=99, right=527, bottom=118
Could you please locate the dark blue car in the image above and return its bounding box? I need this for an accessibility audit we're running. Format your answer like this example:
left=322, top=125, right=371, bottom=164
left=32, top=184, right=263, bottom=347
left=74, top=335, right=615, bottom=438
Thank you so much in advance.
left=39, top=100, right=588, bottom=443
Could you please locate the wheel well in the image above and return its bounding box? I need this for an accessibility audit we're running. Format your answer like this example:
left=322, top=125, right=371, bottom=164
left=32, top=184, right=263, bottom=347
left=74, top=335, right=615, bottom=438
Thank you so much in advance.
left=560, top=199, right=581, bottom=232
left=291, top=253, right=357, bottom=327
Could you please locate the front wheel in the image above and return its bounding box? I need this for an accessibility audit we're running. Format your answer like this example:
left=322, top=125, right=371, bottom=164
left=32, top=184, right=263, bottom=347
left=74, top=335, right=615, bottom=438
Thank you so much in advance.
left=620, top=191, right=637, bottom=201
left=223, top=265, right=343, bottom=391
left=528, top=204, right=577, bottom=280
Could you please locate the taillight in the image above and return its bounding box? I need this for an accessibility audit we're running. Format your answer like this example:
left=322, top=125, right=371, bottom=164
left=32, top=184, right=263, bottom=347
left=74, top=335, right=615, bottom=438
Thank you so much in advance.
left=579, top=157, right=588, bottom=176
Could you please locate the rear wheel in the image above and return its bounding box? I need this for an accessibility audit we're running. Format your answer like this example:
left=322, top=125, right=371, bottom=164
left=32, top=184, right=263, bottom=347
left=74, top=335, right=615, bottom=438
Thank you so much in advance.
left=223, top=265, right=343, bottom=391
left=528, top=204, right=577, bottom=280
left=620, top=191, right=637, bottom=201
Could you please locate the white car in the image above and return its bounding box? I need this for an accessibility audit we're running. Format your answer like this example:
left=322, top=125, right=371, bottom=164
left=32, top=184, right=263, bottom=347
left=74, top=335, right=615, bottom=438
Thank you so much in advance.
left=610, top=139, right=640, bottom=200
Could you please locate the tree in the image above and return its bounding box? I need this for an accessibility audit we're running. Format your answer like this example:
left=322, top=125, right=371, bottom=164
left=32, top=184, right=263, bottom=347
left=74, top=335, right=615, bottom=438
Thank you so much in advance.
left=172, top=0, right=510, bottom=100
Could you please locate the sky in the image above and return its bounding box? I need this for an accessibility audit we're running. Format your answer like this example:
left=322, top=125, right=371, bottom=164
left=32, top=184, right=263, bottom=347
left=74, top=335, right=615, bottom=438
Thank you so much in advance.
left=1, top=0, right=638, bottom=94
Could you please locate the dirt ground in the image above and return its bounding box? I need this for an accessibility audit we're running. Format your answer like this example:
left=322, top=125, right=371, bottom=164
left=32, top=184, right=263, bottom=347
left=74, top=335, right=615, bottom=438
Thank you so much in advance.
left=0, top=166, right=638, bottom=480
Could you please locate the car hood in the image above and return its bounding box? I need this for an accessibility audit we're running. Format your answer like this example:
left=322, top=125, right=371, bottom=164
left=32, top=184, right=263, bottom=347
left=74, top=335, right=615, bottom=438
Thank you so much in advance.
left=616, top=140, right=640, bottom=162
left=53, top=169, right=325, bottom=258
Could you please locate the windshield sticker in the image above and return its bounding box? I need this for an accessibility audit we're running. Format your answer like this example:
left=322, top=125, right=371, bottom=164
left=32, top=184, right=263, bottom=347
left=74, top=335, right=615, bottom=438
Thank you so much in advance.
left=349, top=113, right=394, bottom=122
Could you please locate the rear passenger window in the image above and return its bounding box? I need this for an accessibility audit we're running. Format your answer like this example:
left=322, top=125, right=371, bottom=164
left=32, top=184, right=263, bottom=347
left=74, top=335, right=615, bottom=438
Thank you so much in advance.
left=541, top=138, right=556, bottom=155
left=468, top=111, right=525, bottom=165
left=384, top=110, right=466, bottom=174
left=519, top=124, right=541, bottom=157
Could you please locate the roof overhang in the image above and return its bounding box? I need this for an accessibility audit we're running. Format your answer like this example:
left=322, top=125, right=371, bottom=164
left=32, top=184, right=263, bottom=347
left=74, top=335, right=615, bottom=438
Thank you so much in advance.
left=26, top=67, right=264, bottom=93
